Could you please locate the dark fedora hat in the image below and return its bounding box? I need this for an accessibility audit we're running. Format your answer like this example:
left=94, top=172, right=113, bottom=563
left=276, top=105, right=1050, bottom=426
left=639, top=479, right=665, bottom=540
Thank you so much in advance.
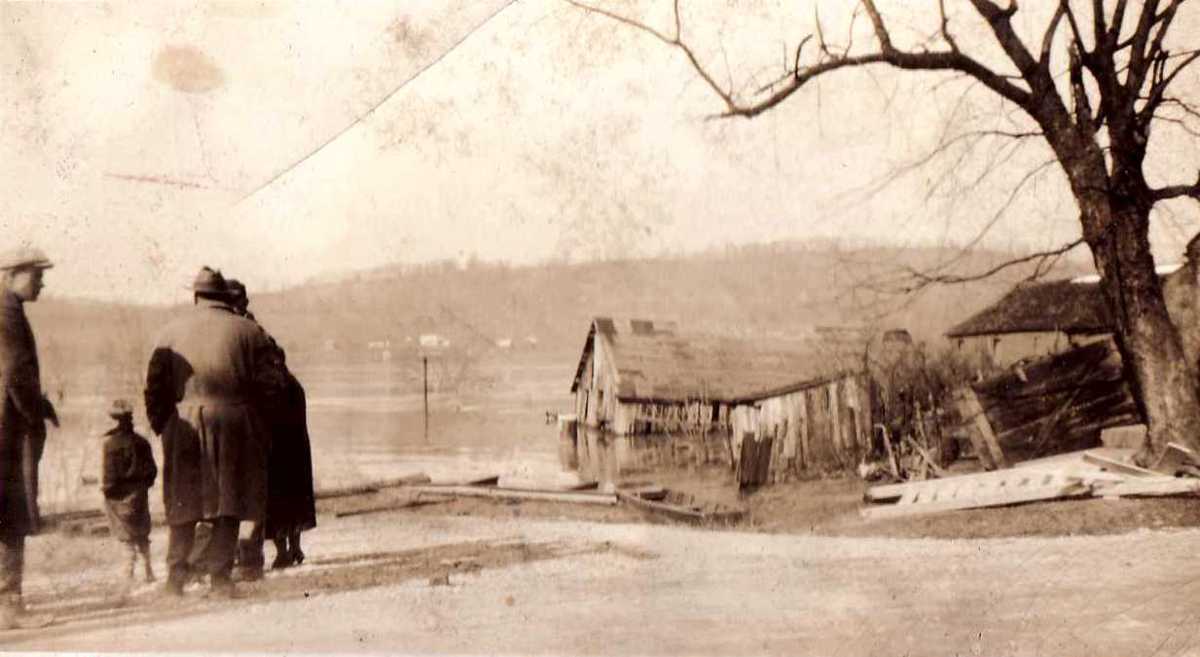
left=192, top=266, right=229, bottom=295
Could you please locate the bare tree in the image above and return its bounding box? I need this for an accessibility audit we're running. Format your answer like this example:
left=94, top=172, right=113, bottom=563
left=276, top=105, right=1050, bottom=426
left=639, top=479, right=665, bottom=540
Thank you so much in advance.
left=569, top=0, right=1200, bottom=465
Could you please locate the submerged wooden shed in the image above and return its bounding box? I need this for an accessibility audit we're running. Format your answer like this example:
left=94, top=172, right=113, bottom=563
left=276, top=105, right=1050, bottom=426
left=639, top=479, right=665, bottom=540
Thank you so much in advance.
left=569, top=317, right=875, bottom=482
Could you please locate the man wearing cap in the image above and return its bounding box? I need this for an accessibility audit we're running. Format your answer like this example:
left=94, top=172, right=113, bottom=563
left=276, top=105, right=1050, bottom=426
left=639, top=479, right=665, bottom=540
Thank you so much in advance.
left=0, top=246, right=57, bottom=629
left=143, top=267, right=285, bottom=598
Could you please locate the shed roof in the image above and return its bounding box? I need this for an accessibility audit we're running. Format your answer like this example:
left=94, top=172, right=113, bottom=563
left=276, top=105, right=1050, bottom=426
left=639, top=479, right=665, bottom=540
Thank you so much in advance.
left=945, top=279, right=1111, bottom=338
left=570, top=318, right=866, bottom=404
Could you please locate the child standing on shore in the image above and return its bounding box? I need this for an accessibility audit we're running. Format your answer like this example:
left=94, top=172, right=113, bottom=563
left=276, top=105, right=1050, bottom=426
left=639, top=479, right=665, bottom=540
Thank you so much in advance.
left=100, top=400, right=157, bottom=584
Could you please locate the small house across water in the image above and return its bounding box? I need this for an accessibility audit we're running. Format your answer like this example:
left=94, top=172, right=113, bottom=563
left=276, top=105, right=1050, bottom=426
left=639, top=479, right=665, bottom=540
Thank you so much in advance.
left=567, top=317, right=875, bottom=486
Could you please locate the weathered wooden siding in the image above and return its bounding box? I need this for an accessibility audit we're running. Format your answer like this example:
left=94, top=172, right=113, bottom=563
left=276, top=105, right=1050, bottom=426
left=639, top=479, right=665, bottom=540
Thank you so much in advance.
left=571, top=324, right=874, bottom=484
left=576, top=334, right=622, bottom=429
left=729, top=373, right=873, bottom=483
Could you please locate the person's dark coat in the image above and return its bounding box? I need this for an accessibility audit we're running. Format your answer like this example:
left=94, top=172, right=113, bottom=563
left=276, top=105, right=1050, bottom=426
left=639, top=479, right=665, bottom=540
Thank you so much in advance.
left=0, top=291, right=52, bottom=536
left=100, top=423, right=157, bottom=543
left=143, top=298, right=285, bottom=526
left=264, top=371, right=316, bottom=538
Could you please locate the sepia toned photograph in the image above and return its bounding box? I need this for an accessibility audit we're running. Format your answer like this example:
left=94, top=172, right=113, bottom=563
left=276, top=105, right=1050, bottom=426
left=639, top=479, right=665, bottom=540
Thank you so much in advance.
left=4, top=1, right=1200, bottom=654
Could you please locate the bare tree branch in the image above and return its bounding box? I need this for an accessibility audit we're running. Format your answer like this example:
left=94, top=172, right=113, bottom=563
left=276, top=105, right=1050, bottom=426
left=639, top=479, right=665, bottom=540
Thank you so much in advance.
left=1040, top=2, right=1067, bottom=67
left=562, top=0, right=742, bottom=117
left=1125, top=0, right=1164, bottom=95
left=1109, top=0, right=1131, bottom=45
left=938, top=0, right=961, bottom=53
left=1151, top=171, right=1200, bottom=202
left=1139, top=49, right=1200, bottom=127
left=1069, top=42, right=1094, bottom=127
left=895, top=238, right=1084, bottom=290
left=1062, top=2, right=1088, bottom=53
left=966, top=0, right=1042, bottom=81
left=1142, top=1, right=1185, bottom=70
left=567, top=0, right=1035, bottom=120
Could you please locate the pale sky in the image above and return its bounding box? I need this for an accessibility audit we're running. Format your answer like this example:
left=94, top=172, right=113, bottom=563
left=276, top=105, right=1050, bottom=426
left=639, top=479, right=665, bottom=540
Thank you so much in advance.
left=3, top=1, right=1200, bottom=304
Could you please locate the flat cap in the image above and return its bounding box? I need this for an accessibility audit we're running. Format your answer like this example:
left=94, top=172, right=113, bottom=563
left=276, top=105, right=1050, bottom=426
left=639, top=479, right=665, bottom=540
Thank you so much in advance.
left=0, top=246, right=53, bottom=271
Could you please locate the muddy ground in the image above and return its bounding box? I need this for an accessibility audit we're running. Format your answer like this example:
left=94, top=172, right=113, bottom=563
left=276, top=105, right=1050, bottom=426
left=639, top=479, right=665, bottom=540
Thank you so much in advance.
left=7, top=474, right=1200, bottom=655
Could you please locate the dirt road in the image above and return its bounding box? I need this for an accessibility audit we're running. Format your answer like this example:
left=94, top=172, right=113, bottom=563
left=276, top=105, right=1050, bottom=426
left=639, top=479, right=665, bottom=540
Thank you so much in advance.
left=7, top=505, right=1200, bottom=656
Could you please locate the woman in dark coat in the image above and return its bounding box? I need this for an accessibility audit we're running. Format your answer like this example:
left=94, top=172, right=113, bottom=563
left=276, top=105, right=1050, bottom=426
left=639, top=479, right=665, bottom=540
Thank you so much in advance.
left=264, top=357, right=316, bottom=568
left=225, top=280, right=315, bottom=571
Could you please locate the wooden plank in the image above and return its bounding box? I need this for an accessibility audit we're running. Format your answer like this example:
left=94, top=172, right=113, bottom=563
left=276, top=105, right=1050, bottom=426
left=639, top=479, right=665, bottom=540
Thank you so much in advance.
left=616, top=490, right=745, bottom=525
left=314, top=484, right=379, bottom=500
left=903, top=435, right=947, bottom=478
left=950, top=388, right=997, bottom=471
left=1152, top=442, right=1199, bottom=475
left=879, top=424, right=901, bottom=479
left=314, top=473, right=432, bottom=500
left=335, top=497, right=451, bottom=518
left=376, top=473, right=433, bottom=488
left=1097, top=477, right=1200, bottom=498
left=862, top=480, right=1091, bottom=519
left=865, top=462, right=1101, bottom=502
left=955, top=388, right=1003, bottom=469
left=1081, top=451, right=1159, bottom=477
left=408, top=485, right=618, bottom=506
left=618, top=484, right=667, bottom=500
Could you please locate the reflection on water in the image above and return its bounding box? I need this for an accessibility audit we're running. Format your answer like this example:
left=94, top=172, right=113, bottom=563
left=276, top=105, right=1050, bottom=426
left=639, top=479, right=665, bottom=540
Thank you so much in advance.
left=37, top=389, right=572, bottom=515
left=567, top=425, right=735, bottom=490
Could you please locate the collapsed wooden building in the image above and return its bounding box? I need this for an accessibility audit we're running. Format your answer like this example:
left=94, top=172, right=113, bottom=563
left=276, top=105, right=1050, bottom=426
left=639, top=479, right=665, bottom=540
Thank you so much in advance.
left=567, top=317, right=875, bottom=485
left=943, top=275, right=1152, bottom=467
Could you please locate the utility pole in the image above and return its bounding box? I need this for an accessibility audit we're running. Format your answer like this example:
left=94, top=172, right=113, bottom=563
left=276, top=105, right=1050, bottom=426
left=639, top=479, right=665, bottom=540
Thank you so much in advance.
left=423, top=355, right=429, bottom=443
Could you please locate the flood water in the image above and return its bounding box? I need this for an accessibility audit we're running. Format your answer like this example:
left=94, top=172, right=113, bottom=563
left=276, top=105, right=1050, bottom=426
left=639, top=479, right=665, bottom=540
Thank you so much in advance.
left=36, top=360, right=576, bottom=515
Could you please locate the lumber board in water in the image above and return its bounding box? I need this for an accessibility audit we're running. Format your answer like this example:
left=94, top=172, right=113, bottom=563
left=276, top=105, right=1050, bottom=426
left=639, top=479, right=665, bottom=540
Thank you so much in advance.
left=408, top=485, right=618, bottom=506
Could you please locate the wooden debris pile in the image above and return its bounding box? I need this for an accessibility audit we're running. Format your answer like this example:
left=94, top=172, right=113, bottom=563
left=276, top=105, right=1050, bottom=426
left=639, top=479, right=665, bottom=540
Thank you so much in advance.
left=950, top=340, right=1138, bottom=468
left=861, top=446, right=1200, bottom=519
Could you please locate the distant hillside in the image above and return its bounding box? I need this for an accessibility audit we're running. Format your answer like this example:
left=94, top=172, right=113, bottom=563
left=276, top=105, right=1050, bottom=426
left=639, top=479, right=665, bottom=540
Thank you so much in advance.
left=249, top=241, right=1092, bottom=356
left=24, top=241, right=1093, bottom=398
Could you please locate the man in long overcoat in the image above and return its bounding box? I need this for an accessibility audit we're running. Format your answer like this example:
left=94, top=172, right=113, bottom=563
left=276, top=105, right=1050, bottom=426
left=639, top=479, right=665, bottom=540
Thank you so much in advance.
left=144, top=267, right=284, bottom=597
left=0, top=246, right=56, bottom=629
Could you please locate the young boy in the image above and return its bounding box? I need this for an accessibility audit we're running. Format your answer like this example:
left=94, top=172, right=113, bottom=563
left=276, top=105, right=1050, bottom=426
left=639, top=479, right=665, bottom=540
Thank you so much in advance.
left=100, top=399, right=157, bottom=584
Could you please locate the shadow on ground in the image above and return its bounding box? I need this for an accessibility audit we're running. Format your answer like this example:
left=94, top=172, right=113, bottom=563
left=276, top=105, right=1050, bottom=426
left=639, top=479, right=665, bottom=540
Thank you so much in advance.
left=2, top=538, right=655, bottom=645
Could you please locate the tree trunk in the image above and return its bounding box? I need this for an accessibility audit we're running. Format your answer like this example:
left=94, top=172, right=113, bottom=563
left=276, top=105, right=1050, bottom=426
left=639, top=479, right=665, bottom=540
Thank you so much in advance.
left=1086, top=202, right=1200, bottom=465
